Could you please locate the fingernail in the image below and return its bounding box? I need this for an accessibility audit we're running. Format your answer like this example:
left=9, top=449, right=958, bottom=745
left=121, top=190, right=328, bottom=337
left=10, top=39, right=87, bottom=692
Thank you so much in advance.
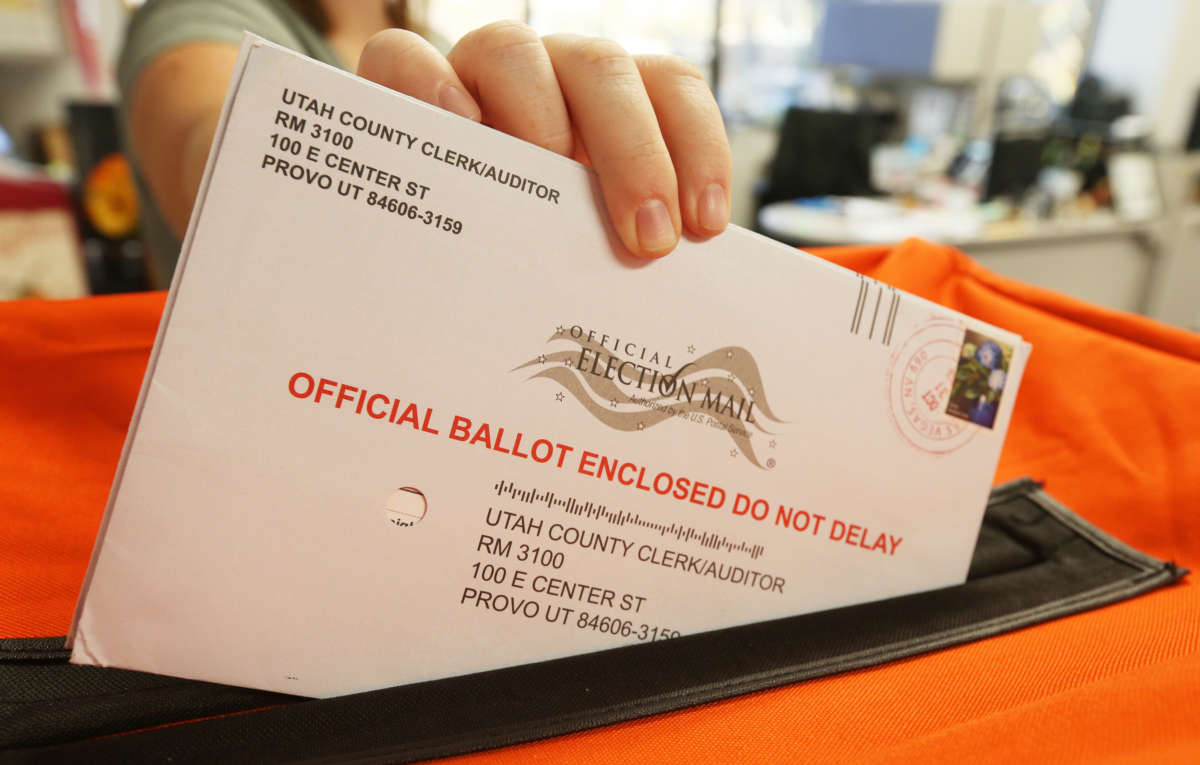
left=698, top=183, right=728, bottom=232
left=635, top=199, right=676, bottom=255
left=438, top=84, right=480, bottom=121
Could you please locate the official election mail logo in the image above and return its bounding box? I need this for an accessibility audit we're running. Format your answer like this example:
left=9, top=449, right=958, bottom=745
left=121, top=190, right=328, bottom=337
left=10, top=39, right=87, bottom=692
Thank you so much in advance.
left=515, top=325, right=784, bottom=468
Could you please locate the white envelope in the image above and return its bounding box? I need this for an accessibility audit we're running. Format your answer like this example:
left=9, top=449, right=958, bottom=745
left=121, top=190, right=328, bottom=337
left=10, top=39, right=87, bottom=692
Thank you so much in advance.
left=70, top=36, right=1031, bottom=698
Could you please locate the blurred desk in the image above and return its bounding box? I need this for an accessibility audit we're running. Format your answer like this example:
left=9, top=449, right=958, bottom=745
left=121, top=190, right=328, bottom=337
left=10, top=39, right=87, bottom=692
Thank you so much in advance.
left=759, top=197, right=983, bottom=246
left=758, top=197, right=1162, bottom=315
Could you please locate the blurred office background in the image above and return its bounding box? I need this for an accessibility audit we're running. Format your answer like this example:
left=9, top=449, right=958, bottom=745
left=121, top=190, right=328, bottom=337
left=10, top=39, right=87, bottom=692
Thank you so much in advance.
left=2, top=0, right=1199, bottom=331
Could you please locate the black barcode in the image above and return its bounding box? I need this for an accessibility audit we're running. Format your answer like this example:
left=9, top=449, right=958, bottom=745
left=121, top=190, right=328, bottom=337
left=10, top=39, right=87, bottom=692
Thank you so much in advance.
left=851, top=276, right=899, bottom=345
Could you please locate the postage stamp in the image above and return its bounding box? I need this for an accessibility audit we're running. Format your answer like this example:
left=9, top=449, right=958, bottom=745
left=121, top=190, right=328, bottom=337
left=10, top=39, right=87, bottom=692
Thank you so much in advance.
left=944, top=329, right=1013, bottom=429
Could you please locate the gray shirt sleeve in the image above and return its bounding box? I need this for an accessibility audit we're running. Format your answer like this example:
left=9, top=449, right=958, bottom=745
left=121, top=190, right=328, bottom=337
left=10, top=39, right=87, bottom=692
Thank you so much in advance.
left=118, top=0, right=343, bottom=98
left=117, top=0, right=344, bottom=284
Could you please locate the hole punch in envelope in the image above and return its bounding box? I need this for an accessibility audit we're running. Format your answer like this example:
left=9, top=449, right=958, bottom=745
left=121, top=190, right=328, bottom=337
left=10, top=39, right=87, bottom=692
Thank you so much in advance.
left=69, top=35, right=1031, bottom=698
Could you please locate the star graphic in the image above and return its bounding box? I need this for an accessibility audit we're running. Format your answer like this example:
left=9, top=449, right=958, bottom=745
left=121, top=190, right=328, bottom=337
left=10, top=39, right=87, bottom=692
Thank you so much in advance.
left=726, top=350, right=734, bottom=359
left=687, top=344, right=696, bottom=354
left=727, top=372, right=736, bottom=381
left=702, top=379, right=709, bottom=386
left=610, top=399, right=618, bottom=408
left=637, top=422, right=645, bottom=430
left=537, top=354, right=547, bottom=363
left=555, top=392, right=565, bottom=402
left=730, top=449, right=738, bottom=457
left=563, top=359, right=572, bottom=367
left=555, top=325, right=565, bottom=334
left=748, top=387, right=756, bottom=396
left=769, top=439, right=777, bottom=449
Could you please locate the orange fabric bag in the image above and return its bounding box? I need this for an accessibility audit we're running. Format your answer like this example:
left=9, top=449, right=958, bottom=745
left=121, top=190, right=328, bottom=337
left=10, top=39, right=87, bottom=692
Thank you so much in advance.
left=1, top=238, right=1197, bottom=761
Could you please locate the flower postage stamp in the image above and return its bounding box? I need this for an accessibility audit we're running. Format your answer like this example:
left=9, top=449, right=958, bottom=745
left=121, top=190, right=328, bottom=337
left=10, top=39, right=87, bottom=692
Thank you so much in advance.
left=946, top=330, right=1014, bottom=429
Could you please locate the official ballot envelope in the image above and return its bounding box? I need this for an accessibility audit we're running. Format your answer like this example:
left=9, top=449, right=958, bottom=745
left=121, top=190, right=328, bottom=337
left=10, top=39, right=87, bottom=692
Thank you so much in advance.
left=69, top=36, right=1031, bottom=698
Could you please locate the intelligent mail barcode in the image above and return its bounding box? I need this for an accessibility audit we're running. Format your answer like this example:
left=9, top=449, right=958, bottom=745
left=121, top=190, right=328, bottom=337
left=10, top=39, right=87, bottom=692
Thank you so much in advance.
left=493, top=480, right=765, bottom=560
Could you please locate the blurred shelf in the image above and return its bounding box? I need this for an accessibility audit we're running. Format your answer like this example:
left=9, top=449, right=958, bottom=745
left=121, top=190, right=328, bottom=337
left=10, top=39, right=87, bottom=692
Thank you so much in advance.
left=0, top=0, right=63, bottom=61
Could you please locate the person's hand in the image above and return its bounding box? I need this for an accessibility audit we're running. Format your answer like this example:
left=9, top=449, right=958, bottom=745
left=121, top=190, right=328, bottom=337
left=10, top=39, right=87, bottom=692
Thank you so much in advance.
left=357, top=22, right=732, bottom=258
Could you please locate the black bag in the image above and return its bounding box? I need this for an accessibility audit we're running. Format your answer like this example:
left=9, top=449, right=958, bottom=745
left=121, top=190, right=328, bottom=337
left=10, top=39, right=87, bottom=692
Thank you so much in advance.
left=3, top=479, right=1184, bottom=763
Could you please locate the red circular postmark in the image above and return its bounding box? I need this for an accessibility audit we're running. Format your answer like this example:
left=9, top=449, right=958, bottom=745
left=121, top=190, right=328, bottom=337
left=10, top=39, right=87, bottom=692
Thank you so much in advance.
left=887, top=320, right=975, bottom=454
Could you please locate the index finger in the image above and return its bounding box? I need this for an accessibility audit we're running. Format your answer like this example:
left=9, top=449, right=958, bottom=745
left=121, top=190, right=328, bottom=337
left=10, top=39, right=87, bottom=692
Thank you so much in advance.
left=357, top=29, right=482, bottom=121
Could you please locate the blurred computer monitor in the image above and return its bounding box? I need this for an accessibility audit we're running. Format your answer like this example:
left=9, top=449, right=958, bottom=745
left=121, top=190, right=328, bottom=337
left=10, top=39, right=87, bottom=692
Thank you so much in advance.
left=760, top=107, right=897, bottom=207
